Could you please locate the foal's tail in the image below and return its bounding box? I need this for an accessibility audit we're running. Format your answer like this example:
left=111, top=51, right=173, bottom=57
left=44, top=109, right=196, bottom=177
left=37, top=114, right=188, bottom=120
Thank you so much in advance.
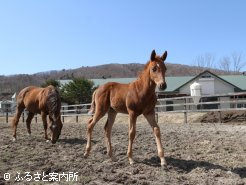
left=88, top=90, right=97, bottom=115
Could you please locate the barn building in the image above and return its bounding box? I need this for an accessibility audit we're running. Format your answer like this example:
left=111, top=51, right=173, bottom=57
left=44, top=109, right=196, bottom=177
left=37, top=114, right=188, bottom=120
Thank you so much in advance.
left=59, top=70, right=246, bottom=110
left=60, top=70, right=246, bottom=96
left=0, top=93, right=16, bottom=114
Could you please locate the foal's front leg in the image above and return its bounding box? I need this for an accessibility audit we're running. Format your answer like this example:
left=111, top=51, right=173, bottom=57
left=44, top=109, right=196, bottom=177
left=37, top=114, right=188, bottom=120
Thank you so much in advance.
left=144, top=111, right=166, bottom=166
left=127, top=112, right=137, bottom=165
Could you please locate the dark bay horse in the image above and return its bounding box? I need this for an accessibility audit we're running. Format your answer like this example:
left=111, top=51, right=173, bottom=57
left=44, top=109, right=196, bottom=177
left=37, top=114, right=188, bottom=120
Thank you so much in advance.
left=85, top=50, right=168, bottom=166
left=12, top=85, right=63, bottom=144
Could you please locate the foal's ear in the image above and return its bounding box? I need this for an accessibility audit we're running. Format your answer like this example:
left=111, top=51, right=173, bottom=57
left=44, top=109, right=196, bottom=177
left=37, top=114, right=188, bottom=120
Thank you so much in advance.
left=161, top=51, right=168, bottom=62
left=150, top=50, right=156, bottom=61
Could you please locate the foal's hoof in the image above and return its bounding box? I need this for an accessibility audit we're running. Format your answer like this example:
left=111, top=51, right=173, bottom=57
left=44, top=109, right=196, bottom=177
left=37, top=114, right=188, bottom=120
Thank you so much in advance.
left=161, top=158, right=167, bottom=167
left=161, top=164, right=169, bottom=171
left=84, top=153, right=89, bottom=158
left=46, top=140, right=50, bottom=143
left=12, top=137, right=16, bottom=142
left=129, top=159, right=135, bottom=165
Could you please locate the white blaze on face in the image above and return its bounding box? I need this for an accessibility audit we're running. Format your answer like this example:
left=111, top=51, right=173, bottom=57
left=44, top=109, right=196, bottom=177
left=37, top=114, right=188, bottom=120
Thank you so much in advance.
left=52, top=124, right=57, bottom=129
left=157, top=66, right=164, bottom=85
left=51, top=124, right=57, bottom=141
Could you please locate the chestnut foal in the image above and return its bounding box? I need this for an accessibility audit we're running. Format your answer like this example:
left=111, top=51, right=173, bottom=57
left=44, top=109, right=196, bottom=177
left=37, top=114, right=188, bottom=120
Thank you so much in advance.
left=85, top=50, right=168, bottom=166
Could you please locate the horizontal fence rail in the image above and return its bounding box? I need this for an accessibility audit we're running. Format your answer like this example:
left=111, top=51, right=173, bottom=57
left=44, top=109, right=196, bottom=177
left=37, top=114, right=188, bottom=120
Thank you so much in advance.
left=156, top=92, right=246, bottom=123
left=1, top=92, right=246, bottom=123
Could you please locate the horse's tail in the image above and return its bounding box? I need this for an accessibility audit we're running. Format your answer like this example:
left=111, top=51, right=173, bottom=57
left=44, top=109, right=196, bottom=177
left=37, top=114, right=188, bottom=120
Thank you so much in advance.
left=88, top=89, right=97, bottom=115
left=16, top=86, right=32, bottom=105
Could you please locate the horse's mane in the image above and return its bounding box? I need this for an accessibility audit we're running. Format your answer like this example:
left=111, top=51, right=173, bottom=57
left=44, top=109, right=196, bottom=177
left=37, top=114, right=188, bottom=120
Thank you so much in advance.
left=137, top=61, right=151, bottom=80
left=46, top=87, right=61, bottom=120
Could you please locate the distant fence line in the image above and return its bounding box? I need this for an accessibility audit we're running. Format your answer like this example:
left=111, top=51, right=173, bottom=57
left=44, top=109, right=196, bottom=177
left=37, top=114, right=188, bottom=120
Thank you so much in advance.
left=1, top=92, right=246, bottom=124
left=156, top=92, right=246, bottom=123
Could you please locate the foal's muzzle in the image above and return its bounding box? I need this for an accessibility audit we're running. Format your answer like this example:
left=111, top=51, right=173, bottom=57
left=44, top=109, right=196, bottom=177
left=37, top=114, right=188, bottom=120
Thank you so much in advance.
left=158, top=82, right=167, bottom=90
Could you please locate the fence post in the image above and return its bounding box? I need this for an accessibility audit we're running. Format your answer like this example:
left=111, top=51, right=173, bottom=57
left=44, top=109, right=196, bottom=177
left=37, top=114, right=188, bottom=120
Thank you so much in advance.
left=62, top=107, right=65, bottom=123
left=155, top=113, right=158, bottom=123
left=184, top=98, right=188, bottom=124
left=218, top=97, right=222, bottom=123
left=6, top=108, right=8, bottom=123
left=76, top=106, right=78, bottom=123
left=22, top=112, right=25, bottom=123
left=218, top=111, right=222, bottom=123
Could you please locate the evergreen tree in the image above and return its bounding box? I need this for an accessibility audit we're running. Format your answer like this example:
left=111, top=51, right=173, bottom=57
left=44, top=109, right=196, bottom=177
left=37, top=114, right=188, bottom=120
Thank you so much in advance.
left=60, top=78, right=94, bottom=104
left=41, top=79, right=61, bottom=88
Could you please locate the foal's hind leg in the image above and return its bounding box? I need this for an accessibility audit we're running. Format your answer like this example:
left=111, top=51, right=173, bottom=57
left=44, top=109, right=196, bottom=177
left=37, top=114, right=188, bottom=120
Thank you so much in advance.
left=12, top=105, right=25, bottom=141
left=144, top=111, right=166, bottom=166
left=26, top=112, right=34, bottom=136
left=104, top=109, right=117, bottom=158
left=84, top=110, right=107, bottom=157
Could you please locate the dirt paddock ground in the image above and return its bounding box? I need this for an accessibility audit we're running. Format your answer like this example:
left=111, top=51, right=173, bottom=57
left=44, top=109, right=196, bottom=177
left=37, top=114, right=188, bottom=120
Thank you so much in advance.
left=0, top=113, right=246, bottom=184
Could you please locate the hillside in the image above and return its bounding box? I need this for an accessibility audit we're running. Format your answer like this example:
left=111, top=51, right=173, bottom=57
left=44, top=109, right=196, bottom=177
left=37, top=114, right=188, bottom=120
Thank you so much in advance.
left=0, top=63, right=229, bottom=96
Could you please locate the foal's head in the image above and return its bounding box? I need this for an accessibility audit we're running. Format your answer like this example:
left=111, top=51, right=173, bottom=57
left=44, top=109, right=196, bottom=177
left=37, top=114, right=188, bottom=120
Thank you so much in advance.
left=148, top=50, right=167, bottom=90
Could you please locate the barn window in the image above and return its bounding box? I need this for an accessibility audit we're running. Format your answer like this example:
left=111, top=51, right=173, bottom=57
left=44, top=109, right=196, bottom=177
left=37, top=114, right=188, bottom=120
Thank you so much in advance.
left=201, top=74, right=212, bottom=78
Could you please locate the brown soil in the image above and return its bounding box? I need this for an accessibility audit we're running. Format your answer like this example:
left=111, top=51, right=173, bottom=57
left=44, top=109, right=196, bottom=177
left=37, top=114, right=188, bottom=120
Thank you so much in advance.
left=0, top=115, right=246, bottom=184
left=199, top=111, right=246, bottom=123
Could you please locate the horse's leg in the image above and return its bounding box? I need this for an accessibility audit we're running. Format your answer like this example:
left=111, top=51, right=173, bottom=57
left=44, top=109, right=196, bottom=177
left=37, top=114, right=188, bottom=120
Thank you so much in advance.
left=144, top=111, right=166, bottom=166
left=104, top=109, right=117, bottom=158
left=127, top=112, right=137, bottom=165
left=12, top=105, right=25, bottom=141
left=26, top=112, right=34, bottom=136
left=84, top=108, right=107, bottom=158
left=41, top=112, right=49, bottom=141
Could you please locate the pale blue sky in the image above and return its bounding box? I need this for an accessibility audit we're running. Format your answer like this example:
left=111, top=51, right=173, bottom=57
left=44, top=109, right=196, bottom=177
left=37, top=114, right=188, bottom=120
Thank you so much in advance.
left=0, top=0, right=245, bottom=75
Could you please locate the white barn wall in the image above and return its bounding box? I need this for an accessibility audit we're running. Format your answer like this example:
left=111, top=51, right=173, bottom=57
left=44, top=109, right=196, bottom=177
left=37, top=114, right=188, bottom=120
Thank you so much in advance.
left=179, top=78, right=235, bottom=96
left=179, top=80, right=195, bottom=95
left=213, top=78, right=234, bottom=94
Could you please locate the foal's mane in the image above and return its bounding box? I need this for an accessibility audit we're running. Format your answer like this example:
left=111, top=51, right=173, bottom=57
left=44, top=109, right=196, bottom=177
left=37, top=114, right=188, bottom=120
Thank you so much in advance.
left=137, top=55, right=162, bottom=80
left=137, top=61, right=150, bottom=80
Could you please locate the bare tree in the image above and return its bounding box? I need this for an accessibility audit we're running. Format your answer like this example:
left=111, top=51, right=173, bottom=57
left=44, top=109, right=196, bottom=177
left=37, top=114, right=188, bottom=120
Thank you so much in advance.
left=231, top=52, right=246, bottom=72
left=218, top=52, right=246, bottom=74
left=193, top=53, right=216, bottom=74
left=218, top=56, right=231, bottom=73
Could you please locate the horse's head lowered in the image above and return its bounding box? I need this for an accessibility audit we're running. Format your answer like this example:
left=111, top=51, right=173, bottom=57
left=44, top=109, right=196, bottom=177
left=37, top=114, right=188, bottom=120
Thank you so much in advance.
left=148, top=50, right=167, bottom=90
left=47, top=87, right=63, bottom=144
left=49, top=115, right=63, bottom=144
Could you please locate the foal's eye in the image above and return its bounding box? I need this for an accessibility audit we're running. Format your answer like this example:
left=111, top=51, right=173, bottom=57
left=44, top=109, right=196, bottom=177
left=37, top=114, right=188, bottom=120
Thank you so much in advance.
left=152, top=66, right=158, bottom=72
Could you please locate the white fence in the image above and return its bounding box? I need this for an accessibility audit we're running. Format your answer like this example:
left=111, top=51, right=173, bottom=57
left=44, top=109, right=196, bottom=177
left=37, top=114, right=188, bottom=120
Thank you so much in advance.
left=60, top=103, right=91, bottom=122
left=156, top=92, right=246, bottom=123
left=1, top=92, right=246, bottom=123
